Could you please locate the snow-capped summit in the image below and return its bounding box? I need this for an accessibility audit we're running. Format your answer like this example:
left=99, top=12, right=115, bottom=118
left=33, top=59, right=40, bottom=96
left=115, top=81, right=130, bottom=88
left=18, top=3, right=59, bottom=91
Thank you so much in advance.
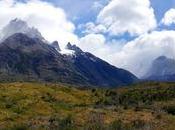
left=0, top=18, right=45, bottom=42
left=57, top=42, right=83, bottom=56
left=66, top=42, right=82, bottom=53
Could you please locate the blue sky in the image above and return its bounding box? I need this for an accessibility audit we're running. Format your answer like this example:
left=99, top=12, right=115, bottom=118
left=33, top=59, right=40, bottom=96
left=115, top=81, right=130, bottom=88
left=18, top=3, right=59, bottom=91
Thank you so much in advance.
left=43, top=0, right=108, bottom=21
left=151, top=0, right=175, bottom=31
left=151, top=0, right=175, bottom=21
left=41, top=0, right=175, bottom=34
left=45, top=0, right=109, bottom=37
left=39, top=0, right=175, bottom=42
left=16, top=0, right=175, bottom=40
left=44, top=0, right=175, bottom=22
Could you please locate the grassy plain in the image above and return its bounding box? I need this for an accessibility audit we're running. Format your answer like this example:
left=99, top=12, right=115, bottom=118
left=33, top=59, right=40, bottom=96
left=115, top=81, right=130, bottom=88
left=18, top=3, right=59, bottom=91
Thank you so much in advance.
left=0, top=82, right=174, bottom=130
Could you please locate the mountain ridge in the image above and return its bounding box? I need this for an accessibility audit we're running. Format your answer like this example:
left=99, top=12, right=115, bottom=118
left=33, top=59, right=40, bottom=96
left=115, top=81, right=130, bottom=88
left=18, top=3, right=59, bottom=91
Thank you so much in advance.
left=143, top=56, right=175, bottom=81
left=0, top=18, right=45, bottom=42
left=0, top=19, right=138, bottom=87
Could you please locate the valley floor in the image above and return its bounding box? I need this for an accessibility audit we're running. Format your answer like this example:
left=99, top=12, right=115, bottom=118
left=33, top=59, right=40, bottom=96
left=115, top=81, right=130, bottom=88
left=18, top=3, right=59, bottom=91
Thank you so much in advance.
left=0, top=82, right=174, bottom=130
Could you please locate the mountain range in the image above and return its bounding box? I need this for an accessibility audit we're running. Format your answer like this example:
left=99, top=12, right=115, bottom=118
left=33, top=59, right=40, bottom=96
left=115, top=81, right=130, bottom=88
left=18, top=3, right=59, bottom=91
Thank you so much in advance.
left=143, top=56, right=175, bottom=81
left=0, top=19, right=138, bottom=87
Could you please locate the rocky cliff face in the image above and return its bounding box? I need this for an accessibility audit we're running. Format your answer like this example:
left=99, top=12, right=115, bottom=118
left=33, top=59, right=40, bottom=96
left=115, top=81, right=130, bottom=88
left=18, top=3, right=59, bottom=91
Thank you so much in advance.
left=66, top=43, right=138, bottom=87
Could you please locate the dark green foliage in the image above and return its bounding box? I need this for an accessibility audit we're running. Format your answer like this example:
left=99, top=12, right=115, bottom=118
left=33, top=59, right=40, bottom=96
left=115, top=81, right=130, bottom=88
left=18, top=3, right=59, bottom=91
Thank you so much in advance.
left=109, top=120, right=124, bottom=130
left=119, top=86, right=175, bottom=106
left=8, top=124, right=28, bottom=130
left=41, top=92, right=56, bottom=102
left=94, top=82, right=175, bottom=108
left=163, top=105, right=175, bottom=115
left=58, top=115, right=76, bottom=130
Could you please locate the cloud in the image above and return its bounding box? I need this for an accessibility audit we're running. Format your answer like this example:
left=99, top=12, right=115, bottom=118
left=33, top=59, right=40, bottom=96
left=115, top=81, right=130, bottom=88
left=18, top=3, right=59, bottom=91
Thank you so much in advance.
left=114, top=30, right=175, bottom=77
left=78, top=33, right=122, bottom=57
left=78, top=34, right=127, bottom=72
left=78, top=31, right=175, bottom=78
left=0, top=0, right=78, bottom=48
left=78, top=33, right=106, bottom=51
left=162, top=8, right=175, bottom=25
left=91, top=1, right=105, bottom=12
left=54, top=0, right=108, bottom=22
left=97, top=0, right=157, bottom=36
left=79, top=22, right=107, bottom=34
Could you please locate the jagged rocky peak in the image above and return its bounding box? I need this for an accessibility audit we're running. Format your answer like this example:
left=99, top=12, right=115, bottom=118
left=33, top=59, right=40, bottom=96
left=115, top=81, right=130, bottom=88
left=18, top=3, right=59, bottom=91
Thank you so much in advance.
left=51, top=41, right=61, bottom=51
left=143, top=55, right=175, bottom=81
left=1, top=18, right=45, bottom=41
left=66, top=42, right=82, bottom=53
left=66, top=42, right=72, bottom=48
left=2, top=33, right=45, bottom=51
left=153, top=56, right=175, bottom=66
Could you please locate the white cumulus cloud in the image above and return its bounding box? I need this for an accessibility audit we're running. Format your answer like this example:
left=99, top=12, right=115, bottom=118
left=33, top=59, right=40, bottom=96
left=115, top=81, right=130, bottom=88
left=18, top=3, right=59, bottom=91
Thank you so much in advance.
left=113, top=30, right=175, bottom=77
left=162, top=8, right=175, bottom=25
left=0, top=0, right=78, bottom=48
left=79, top=22, right=107, bottom=34
left=97, top=0, right=157, bottom=36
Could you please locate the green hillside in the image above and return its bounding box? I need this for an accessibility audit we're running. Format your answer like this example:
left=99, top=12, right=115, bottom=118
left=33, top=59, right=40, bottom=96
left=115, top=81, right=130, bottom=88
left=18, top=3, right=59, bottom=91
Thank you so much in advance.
left=0, top=82, right=174, bottom=130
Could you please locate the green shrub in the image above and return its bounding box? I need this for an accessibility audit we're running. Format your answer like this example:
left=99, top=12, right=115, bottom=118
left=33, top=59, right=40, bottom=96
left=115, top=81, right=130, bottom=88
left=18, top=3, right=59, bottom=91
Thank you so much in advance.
left=109, top=120, right=123, bottom=130
left=59, top=115, right=76, bottom=130
left=9, top=124, right=28, bottom=130
left=163, top=105, right=175, bottom=115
